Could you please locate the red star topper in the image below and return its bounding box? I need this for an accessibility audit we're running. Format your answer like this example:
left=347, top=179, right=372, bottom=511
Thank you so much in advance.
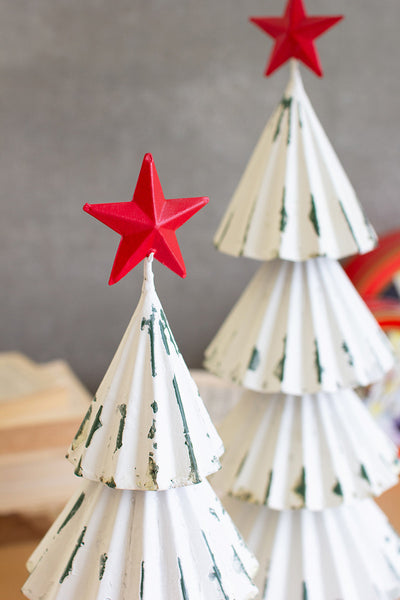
left=84, top=153, right=209, bottom=284
left=250, top=0, right=343, bottom=77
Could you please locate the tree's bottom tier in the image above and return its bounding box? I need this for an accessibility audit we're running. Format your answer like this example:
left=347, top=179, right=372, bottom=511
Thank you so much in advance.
left=22, top=480, right=258, bottom=600
left=224, top=495, right=400, bottom=600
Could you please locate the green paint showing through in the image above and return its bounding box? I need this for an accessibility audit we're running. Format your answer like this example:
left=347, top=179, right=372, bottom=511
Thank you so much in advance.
left=264, top=470, right=273, bottom=504
left=148, top=453, right=159, bottom=488
left=57, top=492, right=85, bottom=534
left=114, top=404, right=127, bottom=453
left=333, top=480, right=343, bottom=497
left=273, top=97, right=292, bottom=143
left=99, top=553, right=108, bottom=581
left=74, top=456, right=83, bottom=477
left=360, top=464, right=370, bottom=484
left=177, top=557, right=188, bottom=600
left=280, top=188, right=288, bottom=232
left=232, top=546, right=252, bottom=582
left=274, top=337, right=287, bottom=382
left=159, top=309, right=179, bottom=356
left=151, top=400, right=158, bottom=414
left=209, top=508, right=220, bottom=522
left=148, top=419, right=156, bottom=440
left=302, top=582, right=309, bottom=600
left=85, top=405, right=103, bottom=448
left=201, top=531, right=229, bottom=600
left=309, top=195, right=320, bottom=236
left=214, top=212, right=234, bottom=249
left=173, top=376, right=200, bottom=484
left=293, top=468, right=307, bottom=504
left=105, top=477, right=116, bottom=489
left=338, top=198, right=361, bottom=253
left=59, top=527, right=86, bottom=584
left=248, top=347, right=260, bottom=372
left=140, top=561, right=145, bottom=599
left=314, top=340, right=323, bottom=384
left=342, top=341, right=354, bottom=366
left=141, top=306, right=157, bottom=377
left=72, top=404, right=93, bottom=450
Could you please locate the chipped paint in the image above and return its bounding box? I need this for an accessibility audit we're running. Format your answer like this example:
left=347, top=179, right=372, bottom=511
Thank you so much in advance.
left=274, top=336, right=287, bottom=382
left=71, top=404, right=93, bottom=450
left=360, top=464, right=370, bottom=484
left=159, top=309, right=179, bottom=355
left=201, top=530, right=229, bottom=600
left=338, top=198, right=361, bottom=253
left=148, top=419, right=156, bottom=440
left=333, top=480, right=343, bottom=497
left=273, top=97, right=292, bottom=142
left=279, top=188, right=288, bottom=232
left=114, top=404, right=127, bottom=453
left=141, top=306, right=157, bottom=377
left=148, top=453, right=159, bottom=488
left=57, top=492, right=85, bottom=534
left=99, top=553, right=108, bottom=581
left=59, top=527, right=86, bottom=584
left=74, top=456, right=83, bottom=477
left=85, top=405, right=103, bottom=448
left=105, top=477, right=116, bottom=489
left=232, top=545, right=252, bottom=582
left=140, top=560, right=145, bottom=599
left=342, top=341, right=354, bottom=366
left=264, top=470, right=273, bottom=504
left=177, top=557, right=188, bottom=600
left=314, top=339, right=323, bottom=384
left=302, top=581, right=309, bottom=599
left=214, top=211, right=234, bottom=249
left=151, top=400, right=158, bottom=414
left=173, top=375, right=200, bottom=484
left=309, top=194, right=320, bottom=236
left=239, top=199, right=258, bottom=256
left=294, top=467, right=306, bottom=504
left=248, top=347, right=260, bottom=371
left=209, top=508, right=220, bottom=521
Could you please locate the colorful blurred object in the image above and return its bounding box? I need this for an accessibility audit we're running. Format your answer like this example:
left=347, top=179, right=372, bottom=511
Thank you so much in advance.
left=345, top=230, right=400, bottom=452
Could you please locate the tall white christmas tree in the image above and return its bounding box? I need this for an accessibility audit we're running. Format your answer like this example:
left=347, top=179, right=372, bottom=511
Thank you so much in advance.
left=205, top=1, right=400, bottom=598
left=22, top=153, right=258, bottom=600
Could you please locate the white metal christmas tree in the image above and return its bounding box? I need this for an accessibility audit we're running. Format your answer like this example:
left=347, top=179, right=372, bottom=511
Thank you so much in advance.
left=205, top=2, right=400, bottom=598
left=22, top=153, right=258, bottom=600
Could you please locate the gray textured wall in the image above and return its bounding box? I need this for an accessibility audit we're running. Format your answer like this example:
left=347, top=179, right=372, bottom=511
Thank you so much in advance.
left=1, top=0, right=400, bottom=391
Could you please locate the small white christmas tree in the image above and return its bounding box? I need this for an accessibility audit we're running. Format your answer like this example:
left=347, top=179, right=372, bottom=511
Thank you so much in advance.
left=22, top=153, right=258, bottom=600
left=205, top=2, right=400, bottom=598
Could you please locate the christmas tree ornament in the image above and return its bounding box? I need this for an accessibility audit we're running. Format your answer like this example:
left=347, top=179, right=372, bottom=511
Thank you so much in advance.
left=205, top=3, right=400, bottom=598
left=22, top=155, right=258, bottom=600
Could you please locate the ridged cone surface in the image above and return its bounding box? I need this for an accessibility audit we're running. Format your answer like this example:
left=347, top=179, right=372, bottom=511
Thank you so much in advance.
left=214, top=61, right=377, bottom=261
left=67, top=257, right=224, bottom=490
left=22, top=480, right=258, bottom=600
left=223, top=495, right=400, bottom=600
left=211, top=389, right=399, bottom=510
left=204, top=257, right=394, bottom=394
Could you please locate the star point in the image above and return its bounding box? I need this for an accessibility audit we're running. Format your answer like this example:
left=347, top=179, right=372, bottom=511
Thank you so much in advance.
left=250, top=0, right=343, bottom=77
left=84, top=153, right=209, bottom=284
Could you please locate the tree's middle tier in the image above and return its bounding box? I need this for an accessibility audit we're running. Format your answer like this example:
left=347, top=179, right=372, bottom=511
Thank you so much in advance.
left=205, top=257, right=393, bottom=395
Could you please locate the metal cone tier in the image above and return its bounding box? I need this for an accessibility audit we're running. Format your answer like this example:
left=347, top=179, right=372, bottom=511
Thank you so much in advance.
left=205, top=257, right=393, bottom=394
left=214, top=60, right=377, bottom=262
left=212, top=389, right=399, bottom=510
left=22, top=480, right=258, bottom=600
left=223, top=495, right=400, bottom=600
left=67, top=256, right=224, bottom=490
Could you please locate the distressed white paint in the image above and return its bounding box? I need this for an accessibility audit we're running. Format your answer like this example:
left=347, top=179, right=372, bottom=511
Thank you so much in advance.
left=23, top=480, right=258, bottom=600
left=205, top=257, right=394, bottom=394
left=223, top=495, right=400, bottom=600
left=214, top=60, right=377, bottom=261
left=212, top=389, right=399, bottom=510
left=67, top=256, right=224, bottom=490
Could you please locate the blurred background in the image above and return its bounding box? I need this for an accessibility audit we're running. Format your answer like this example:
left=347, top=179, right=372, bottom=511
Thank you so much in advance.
left=1, top=0, right=400, bottom=392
